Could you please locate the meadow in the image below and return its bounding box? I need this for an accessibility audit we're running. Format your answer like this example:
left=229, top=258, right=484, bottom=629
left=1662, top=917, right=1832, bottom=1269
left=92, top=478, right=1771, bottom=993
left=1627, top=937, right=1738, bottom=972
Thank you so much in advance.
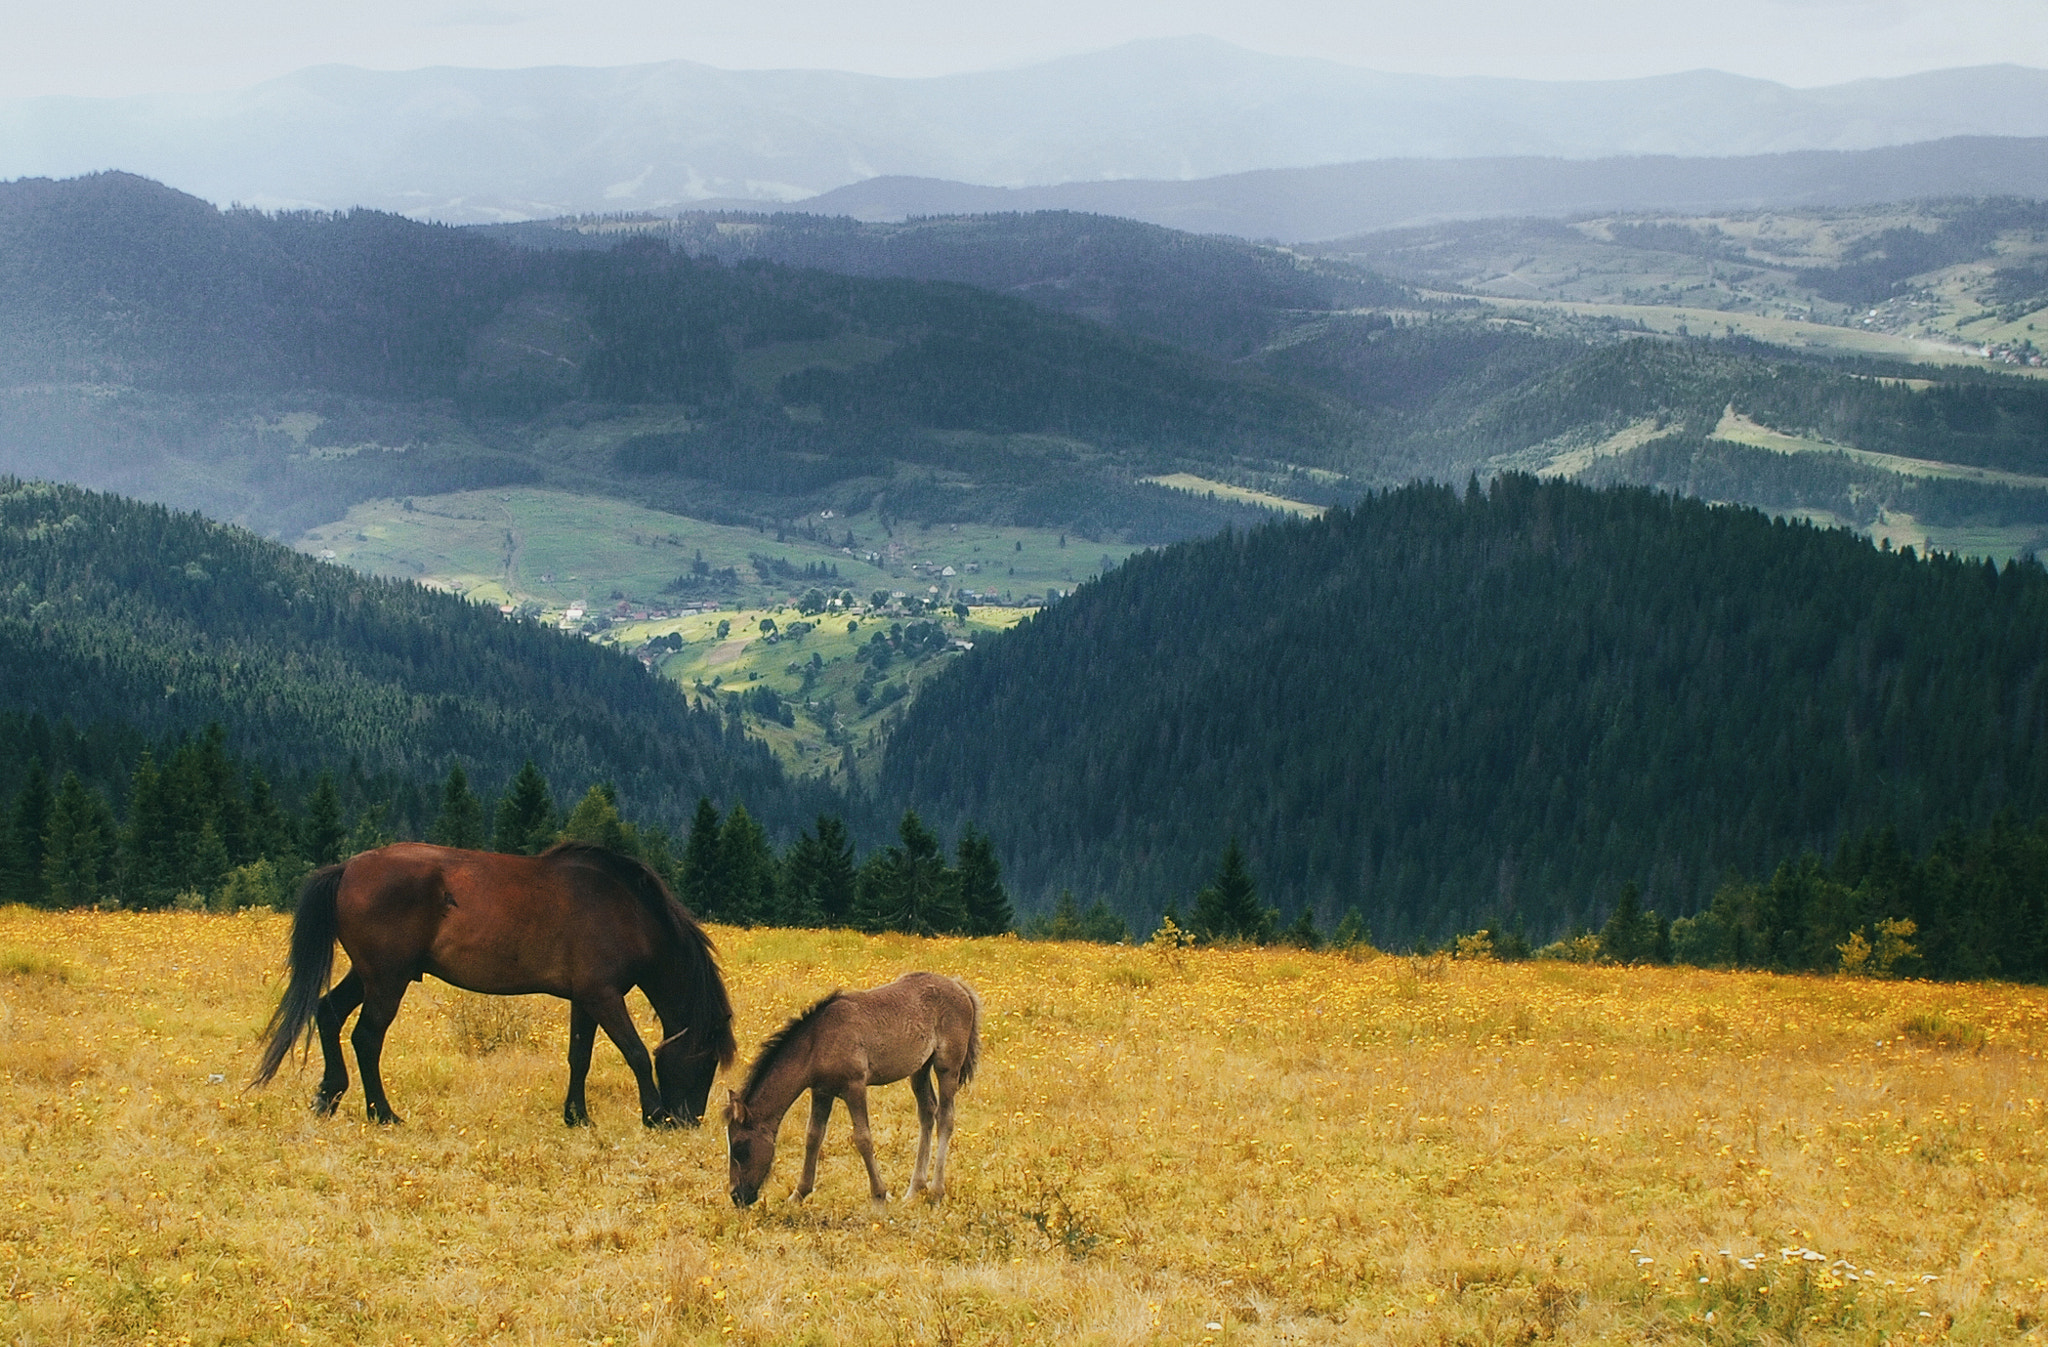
left=3, top=908, right=2045, bottom=1346
left=298, top=488, right=1137, bottom=616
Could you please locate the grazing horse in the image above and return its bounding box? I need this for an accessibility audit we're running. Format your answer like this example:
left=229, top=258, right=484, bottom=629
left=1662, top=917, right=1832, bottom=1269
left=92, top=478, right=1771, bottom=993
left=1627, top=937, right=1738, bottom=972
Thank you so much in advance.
left=725, top=972, right=980, bottom=1207
left=251, top=841, right=736, bottom=1127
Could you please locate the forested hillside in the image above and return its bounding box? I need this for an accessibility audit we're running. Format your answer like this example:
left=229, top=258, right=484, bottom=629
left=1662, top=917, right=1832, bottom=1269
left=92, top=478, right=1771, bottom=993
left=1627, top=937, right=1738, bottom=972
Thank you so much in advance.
left=483, top=211, right=1412, bottom=358
left=0, top=478, right=818, bottom=831
left=0, top=173, right=1352, bottom=538
left=882, top=476, right=2048, bottom=945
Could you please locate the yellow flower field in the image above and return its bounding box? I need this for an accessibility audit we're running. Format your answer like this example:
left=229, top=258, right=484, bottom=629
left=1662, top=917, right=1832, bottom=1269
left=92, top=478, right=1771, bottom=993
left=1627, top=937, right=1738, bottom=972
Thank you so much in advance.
left=3, top=909, right=2045, bottom=1345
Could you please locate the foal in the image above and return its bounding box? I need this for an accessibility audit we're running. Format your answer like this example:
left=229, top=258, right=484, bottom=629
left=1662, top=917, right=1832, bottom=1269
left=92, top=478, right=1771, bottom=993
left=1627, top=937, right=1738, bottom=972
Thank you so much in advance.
left=725, top=972, right=980, bottom=1207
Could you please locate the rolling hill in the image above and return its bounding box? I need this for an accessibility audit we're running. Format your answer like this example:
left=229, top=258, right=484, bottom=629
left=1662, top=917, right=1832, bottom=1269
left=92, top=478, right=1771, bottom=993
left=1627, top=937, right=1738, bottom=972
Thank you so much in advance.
left=0, top=477, right=823, bottom=834
left=880, top=476, right=2048, bottom=951
left=0, top=172, right=1350, bottom=539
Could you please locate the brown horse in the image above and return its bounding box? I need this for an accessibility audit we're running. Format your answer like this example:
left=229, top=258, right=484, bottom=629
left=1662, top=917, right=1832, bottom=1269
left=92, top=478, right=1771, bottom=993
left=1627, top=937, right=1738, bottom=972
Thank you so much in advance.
left=252, top=841, right=735, bottom=1127
left=724, top=972, right=980, bottom=1207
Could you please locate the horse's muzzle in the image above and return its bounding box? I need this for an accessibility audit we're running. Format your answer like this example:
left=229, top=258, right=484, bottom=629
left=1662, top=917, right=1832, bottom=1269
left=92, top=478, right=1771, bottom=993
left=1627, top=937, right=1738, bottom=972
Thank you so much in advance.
left=730, top=1184, right=759, bottom=1208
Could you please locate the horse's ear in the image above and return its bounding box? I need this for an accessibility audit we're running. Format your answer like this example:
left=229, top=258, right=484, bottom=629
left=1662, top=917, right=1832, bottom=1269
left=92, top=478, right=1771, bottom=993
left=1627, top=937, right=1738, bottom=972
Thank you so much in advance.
left=725, top=1089, right=746, bottom=1124
left=657, top=1028, right=688, bottom=1052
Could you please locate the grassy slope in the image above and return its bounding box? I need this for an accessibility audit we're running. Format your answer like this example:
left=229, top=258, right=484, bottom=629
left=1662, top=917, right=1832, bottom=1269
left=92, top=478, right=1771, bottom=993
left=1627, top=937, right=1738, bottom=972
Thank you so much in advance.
left=4, top=909, right=2044, bottom=1345
left=305, top=487, right=1141, bottom=777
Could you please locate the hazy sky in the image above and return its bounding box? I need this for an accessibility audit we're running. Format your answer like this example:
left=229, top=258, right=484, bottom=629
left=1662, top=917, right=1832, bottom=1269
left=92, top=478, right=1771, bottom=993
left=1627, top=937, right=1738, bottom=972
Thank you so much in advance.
left=9, top=0, right=2048, bottom=99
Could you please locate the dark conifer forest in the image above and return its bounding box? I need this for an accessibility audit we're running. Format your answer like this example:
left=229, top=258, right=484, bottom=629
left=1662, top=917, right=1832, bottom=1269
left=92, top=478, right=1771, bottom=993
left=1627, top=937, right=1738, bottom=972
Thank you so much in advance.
left=0, top=477, right=812, bottom=829
left=882, top=476, right=2048, bottom=955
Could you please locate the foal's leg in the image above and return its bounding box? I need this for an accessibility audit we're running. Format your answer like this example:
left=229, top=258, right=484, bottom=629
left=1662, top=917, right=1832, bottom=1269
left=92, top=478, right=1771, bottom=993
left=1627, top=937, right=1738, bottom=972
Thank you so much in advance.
left=351, top=976, right=410, bottom=1125
left=928, top=1065, right=962, bottom=1200
left=585, top=992, right=668, bottom=1127
left=907, top=1064, right=938, bottom=1199
left=794, top=1090, right=834, bottom=1199
left=562, top=1002, right=598, bottom=1127
left=841, top=1081, right=889, bottom=1202
left=311, top=969, right=364, bottom=1116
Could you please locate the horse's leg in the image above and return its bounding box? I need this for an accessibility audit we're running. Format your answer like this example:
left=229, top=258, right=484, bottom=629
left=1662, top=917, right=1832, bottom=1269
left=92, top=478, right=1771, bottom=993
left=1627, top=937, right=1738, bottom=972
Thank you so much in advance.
left=350, top=976, right=409, bottom=1125
left=311, top=969, right=364, bottom=1116
left=841, top=1081, right=889, bottom=1202
left=585, top=992, right=667, bottom=1127
left=562, top=1002, right=598, bottom=1127
left=928, top=1065, right=962, bottom=1201
left=794, top=1090, right=833, bottom=1200
left=906, top=1064, right=938, bottom=1199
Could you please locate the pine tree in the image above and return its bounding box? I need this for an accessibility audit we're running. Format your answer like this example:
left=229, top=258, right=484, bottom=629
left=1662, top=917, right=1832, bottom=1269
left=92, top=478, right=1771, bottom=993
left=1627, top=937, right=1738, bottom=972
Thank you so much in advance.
left=810, top=816, right=856, bottom=926
left=1191, top=838, right=1270, bottom=943
left=428, top=763, right=488, bottom=850
left=2, top=760, right=53, bottom=907
left=1601, top=882, right=1645, bottom=962
left=853, top=811, right=964, bottom=935
left=720, top=804, right=776, bottom=927
left=562, top=783, right=630, bottom=853
left=1281, top=907, right=1322, bottom=949
left=302, top=770, right=347, bottom=867
left=777, top=822, right=830, bottom=928
left=189, top=820, right=232, bottom=902
left=346, top=802, right=392, bottom=856
left=244, top=769, right=295, bottom=864
left=492, top=760, right=556, bottom=855
left=43, top=772, right=115, bottom=909
left=679, top=797, right=727, bottom=920
left=954, top=824, right=1013, bottom=936
left=119, top=751, right=179, bottom=909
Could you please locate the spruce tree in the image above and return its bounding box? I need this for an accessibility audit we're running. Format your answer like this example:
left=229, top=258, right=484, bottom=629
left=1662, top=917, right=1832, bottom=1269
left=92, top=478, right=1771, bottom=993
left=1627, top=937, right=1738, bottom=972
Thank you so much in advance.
left=43, top=772, right=115, bottom=909
left=429, top=763, right=488, bottom=850
left=492, top=760, right=556, bottom=855
left=2, top=760, right=52, bottom=907
left=119, top=751, right=178, bottom=908
left=1601, top=882, right=1645, bottom=962
left=777, top=823, right=830, bottom=928
left=811, top=816, right=856, bottom=926
left=302, top=771, right=347, bottom=867
left=190, top=820, right=232, bottom=901
left=1191, top=838, right=1270, bottom=943
left=954, top=825, right=1014, bottom=936
left=679, top=797, right=727, bottom=920
left=562, top=783, right=630, bottom=853
left=719, top=805, right=776, bottom=927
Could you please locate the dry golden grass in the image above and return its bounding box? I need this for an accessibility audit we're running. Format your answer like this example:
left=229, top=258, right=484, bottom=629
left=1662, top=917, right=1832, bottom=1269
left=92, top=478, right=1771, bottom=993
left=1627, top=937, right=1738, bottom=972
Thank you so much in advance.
left=3, top=910, right=2046, bottom=1345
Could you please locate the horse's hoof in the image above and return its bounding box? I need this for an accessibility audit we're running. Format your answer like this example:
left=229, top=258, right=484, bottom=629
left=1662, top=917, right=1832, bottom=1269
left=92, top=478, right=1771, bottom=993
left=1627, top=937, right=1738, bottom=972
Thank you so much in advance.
left=311, top=1094, right=341, bottom=1117
left=563, top=1107, right=591, bottom=1127
left=368, top=1108, right=403, bottom=1126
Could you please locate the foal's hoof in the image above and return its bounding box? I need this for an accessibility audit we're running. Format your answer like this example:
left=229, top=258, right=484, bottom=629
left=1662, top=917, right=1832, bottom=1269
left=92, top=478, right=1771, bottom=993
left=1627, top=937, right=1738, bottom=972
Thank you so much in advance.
left=311, top=1092, right=342, bottom=1117
left=366, top=1106, right=403, bottom=1126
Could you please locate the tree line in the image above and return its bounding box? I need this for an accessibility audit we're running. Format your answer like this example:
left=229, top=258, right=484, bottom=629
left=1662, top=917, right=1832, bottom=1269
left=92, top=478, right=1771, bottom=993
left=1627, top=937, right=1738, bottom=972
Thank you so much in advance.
left=1, top=727, right=1016, bottom=941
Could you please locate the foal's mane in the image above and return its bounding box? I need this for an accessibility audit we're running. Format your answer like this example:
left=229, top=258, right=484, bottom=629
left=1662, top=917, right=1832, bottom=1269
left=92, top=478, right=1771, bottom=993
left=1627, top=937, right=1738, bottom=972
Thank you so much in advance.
left=740, top=990, right=843, bottom=1103
left=541, top=840, right=737, bottom=1067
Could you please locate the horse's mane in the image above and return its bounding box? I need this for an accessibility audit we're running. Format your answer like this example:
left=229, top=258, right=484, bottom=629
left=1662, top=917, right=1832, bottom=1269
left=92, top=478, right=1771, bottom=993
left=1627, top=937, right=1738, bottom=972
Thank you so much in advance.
left=740, top=990, right=843, bottom=1104
left=541, top=840, right=736, bottom=1066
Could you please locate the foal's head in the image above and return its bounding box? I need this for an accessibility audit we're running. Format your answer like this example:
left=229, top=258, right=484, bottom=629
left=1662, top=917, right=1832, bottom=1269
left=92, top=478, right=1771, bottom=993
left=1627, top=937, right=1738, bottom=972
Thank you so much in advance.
left=724, top=1090, right=775, bottom=1207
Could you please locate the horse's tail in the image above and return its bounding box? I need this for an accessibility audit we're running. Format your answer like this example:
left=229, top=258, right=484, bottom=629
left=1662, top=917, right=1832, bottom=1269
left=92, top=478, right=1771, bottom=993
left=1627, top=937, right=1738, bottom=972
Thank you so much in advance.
left=250, top=863, right=344, bottom=1087
left=954, top=977, right=982, bottom=1088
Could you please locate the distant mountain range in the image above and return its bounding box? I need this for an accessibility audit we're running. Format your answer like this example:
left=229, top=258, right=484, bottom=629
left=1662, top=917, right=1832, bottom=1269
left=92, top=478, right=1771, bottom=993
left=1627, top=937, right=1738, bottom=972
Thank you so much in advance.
left=5, top=37, right=2048, bottom=227
left=730, top=138, right=2048, bottom=243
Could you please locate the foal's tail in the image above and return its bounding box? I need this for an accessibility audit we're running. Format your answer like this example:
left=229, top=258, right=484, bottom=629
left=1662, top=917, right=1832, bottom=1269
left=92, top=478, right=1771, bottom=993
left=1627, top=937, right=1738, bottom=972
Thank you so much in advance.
left=250, top=863, right=345, bottom=1087
left=955, top=977, right=983, bottom=1088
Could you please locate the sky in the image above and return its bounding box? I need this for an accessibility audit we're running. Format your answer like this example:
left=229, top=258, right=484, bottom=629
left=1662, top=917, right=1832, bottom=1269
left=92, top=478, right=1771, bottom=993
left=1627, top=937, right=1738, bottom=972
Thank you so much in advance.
left=7, top=0, right=2048, bottom=99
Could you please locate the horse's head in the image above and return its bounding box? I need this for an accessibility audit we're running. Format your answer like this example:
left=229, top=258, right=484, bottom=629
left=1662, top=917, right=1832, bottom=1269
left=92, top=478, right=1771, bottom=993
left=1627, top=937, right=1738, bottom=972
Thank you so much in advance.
left=725, top=1089, right=774, bottom=1207
left=654, top=1030, right=716, bottom=1127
